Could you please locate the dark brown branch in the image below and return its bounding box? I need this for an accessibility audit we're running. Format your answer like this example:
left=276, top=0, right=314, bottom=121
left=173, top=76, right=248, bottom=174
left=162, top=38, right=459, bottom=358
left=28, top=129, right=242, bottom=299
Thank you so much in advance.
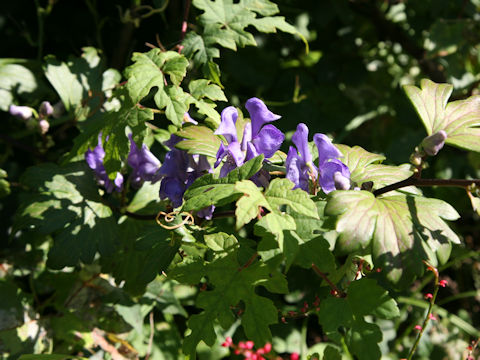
left=373, top=175, right=480, bottom=197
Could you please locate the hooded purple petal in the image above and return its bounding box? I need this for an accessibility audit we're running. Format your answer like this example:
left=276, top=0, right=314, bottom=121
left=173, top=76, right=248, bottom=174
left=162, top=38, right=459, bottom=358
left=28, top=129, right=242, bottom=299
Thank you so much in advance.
left=245, top=98, right=281, bottom=137
left=286, top=146, right=309, bottom=191
left=292, top=123, right=312, bottom=164
left=318, top=159, right=350, bottom=194
left=197, top=205, right=215, bottom=220
left=251, top=124, right=285, bottom=159
left=245, top=142, right=259, bottom=162
left=127, top=134, right=161, bottom=186
left=313, top=133, right=343, bottom=166
left=214, top=106, right=238, bottom=144
left=159, top=177, right=185, bottom=208
left=240, top=122, right=252, bottom=152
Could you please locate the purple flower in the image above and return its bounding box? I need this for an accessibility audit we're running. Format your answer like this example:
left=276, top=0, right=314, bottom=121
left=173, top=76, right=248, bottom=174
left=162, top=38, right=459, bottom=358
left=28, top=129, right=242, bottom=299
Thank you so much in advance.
left=285, top=123, right=316, bottom=192
left=214, top=98, right=284, bottom=179
left=313, top=134, right=350, bottom=193
left=127, top=133, right=162, bottom=187
left=85, top=134, right=124, bottom=193
left=9, top=105, right=33, bottom=120
left=159, top=137, right=212, bottom=208
left=286, top=123, right=350, bottom=194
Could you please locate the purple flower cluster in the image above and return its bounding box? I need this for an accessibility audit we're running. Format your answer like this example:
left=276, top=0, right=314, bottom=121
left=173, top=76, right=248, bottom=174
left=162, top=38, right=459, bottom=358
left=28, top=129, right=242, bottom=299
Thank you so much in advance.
left=85, top=99, right=351, bottom=216
left=286, top=123, right=350, bottom=193
left=214, top=98, right=284, bottom=186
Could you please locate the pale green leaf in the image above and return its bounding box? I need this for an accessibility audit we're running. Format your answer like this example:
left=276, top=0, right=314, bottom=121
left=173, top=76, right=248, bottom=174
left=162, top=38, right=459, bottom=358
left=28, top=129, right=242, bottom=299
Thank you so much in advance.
left=0, top=62, right=37, bottom=111
left=325, top=190, right=460, bottom=285
left=336, top=144, right=418, bottom=194
left=404, top=78, right=480, bottom=152
left=175, top=125, right=222, bottom=158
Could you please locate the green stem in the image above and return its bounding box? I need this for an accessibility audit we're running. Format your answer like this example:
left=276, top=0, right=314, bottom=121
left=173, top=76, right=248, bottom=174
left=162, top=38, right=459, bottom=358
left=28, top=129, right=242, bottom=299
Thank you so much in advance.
left=407, top=283, right=439, bottom=360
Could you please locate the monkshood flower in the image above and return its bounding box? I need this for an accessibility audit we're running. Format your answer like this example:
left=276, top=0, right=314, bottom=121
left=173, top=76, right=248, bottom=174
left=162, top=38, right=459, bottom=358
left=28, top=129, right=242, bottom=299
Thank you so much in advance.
left=159, top=133, right=212, bottom=211
left=127, top=133, right=162, bottom=187
left=286, top=123, right=350, bottom=194
left=85, top=134, right=124, bottom=193
left=214, top=98, right=284, bottom=181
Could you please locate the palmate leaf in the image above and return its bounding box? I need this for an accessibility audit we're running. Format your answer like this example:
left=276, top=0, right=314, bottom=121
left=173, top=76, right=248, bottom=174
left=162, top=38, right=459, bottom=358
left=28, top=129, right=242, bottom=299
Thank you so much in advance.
left=13, top=162, right=118, bottom=269
left=125, top=49, right=189, bottom=126
left=404, top=79, right=480, bottom=152
left=325, top=190, right=460, bottom=285
left=235, top=178, right=319, bottom=229
left=336, top=144, right=419, bottom=194
left=193, top=0, right=296, bottom=51
left=184, top=0, right=298, bottom=75
left=171, top=251, right=287, bottom=359
left=175, top=125, right=221, bottom=158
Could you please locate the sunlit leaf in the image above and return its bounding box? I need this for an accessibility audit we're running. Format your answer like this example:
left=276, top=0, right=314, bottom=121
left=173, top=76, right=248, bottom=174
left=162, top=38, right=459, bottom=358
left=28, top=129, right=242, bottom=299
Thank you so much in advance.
left=404, top=78, right=480, bottom=152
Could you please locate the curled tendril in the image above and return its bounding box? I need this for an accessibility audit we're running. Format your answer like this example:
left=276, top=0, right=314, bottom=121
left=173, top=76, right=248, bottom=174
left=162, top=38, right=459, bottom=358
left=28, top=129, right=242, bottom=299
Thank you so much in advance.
left=155, top=211, right=194, bottom=230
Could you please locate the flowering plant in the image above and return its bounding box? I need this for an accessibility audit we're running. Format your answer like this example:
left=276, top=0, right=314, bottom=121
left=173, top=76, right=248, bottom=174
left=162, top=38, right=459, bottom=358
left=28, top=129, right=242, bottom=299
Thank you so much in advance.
left=2, top=1, right=480, bottom=360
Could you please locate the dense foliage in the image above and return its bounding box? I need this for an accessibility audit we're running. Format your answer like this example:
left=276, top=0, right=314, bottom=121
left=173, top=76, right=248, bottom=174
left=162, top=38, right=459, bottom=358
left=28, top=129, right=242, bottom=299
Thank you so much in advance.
left=1, top=1, right=480, bottom=360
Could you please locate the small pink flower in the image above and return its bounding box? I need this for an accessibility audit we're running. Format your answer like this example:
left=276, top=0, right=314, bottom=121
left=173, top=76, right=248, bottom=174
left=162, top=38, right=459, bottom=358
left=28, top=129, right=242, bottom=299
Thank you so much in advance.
left=239, top=341, right=247, bottom=349
left=290, top=352, right=300, bottom=360
left=245, top=341, right=254, bottom=349
left=424, top=293, right=433, bottom=299
left=221, top=336, right=233, bottom=347
left=414, top=325, right=423, bottom=331
left=439, top=280, right=448, bottom=287
left=262, top=343, right=272, bottom=353
left=428, top=313, right=437, bottom=321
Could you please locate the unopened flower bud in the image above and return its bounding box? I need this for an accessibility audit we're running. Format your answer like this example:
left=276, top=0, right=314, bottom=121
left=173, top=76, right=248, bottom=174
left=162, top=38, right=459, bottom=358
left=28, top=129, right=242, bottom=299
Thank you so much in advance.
left=39, top=101, right=53, bottom=117
left=334, top=171, right=351, bottom=190
left=9, top=105, right=33, bottom=120
left=421, top=130, right=447, bottom=156
left=39, top=119, right=50, bottom=134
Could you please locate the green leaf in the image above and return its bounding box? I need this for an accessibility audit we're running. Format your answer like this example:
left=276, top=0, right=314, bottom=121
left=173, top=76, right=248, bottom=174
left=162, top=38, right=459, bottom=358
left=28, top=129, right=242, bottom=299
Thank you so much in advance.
left=125, top=49, right=189, bottom=126
left=336, top=145, right=418, bottom=194
left=265, top=178, right=319, bottom=218
left=182, top=31, right=220, bottom=65
left=182, top=155, right=264, bottom=211
left=204, top=232, right=238, bottom=252
left=346, top=320, right=382, bottom=360
left=0, top=62, right=37, bottom=111
left=193, top=0, right=296, bottom=50
left=44, top=47, right=121, bottom=114
left=14, top=162, right=118, bottom=269
left=235, top=180, right=272, bottom=229
left=175, top=125, right=222, bottom=158
left=173, top=252, right=287, bottom=358
left=347, top=278, right=399, bottom=319
left=189, top=79, right=227, bottom=101
left=403, top=79, right=480, bottom=152
left=325, top=190, right=460, bottom=285
left=101, top=220, right=179, bottom=296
